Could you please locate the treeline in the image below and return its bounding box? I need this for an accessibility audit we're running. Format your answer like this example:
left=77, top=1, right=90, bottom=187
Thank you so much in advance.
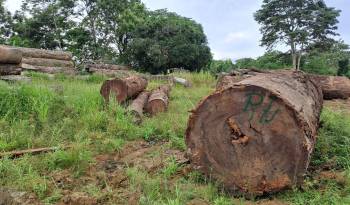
left=0, top=0, right=212, bottom=74
left=210, top=42, right=350, bottom=77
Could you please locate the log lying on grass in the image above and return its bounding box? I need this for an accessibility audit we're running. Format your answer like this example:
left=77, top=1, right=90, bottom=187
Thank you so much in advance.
left=86, top=63, right=130, bottom=71
left=100, top=76, right=148, bottom=104
left=0, top=64, right=22, bottom=75
left=21, top=63, right=75, bottom=74
left=146, top=85, right=171, bottom=116
left=186, top=71, right=323, bottom=196
left=18, top=47, right=72, bottom=61
left=310, top=75, right=350, bottom=100
left=0, top=146, right=69, bottom=159
left=21, top=57, right=74, bottom=68
left=0, top=47, right=22, bottom=64
left=173, top=77, right=192, bottom=88
left=128, top=91, right=151, bottom=124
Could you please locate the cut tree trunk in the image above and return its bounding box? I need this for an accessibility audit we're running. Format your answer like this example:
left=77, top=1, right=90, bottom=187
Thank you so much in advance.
left=128, top=91, right=151, bottom=124
left=22, top=57, right=74, bottom=68
left=310, top=75, right=350, bottom=100
left=21, top=63, right=75, bottom=74
left=173, top=77, right=192, bottom=88
left=0, top=64, right=22, bottom=75
left=146, top=85, right=171, bottom=116
left=186, top=71, right=323, bottom=196
left=2, top=46, right=73, bottom=61
left=86, top=63, right=130, bottom=71
left=100, top=76, right=148, bottom=104
left=0, top=47, right=22, bottom=64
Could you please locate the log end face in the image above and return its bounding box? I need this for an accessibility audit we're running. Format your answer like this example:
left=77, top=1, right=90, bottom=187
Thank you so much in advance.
left=146, top=99, right=167, bottom=116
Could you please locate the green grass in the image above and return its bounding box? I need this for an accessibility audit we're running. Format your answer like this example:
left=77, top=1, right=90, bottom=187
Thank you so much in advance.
left=0, top=71, right=349, bottom=204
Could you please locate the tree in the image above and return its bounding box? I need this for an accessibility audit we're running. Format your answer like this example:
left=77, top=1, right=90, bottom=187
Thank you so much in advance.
left=254, top=0, right=341, bottom=70
left=0, top=0, right=13, bottom=44
left=126, top=10, right=212, bottom=74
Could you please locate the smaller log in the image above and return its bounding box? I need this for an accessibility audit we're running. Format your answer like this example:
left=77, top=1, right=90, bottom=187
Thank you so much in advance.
left=0, top=146, right=69, bottom=159
left=146, top=85, right=171, bottom=116
left=100, top=76, right=148, bottom=104
left=21, top=57, right=74, bottom=68
left=173, top=77, right=192, bottom=88
left=21, top=63, right=75, bottom=74
left=86, top=63, right=130, bottom=71
left=310, top=75, right=350, bottom=100
left=216, top=75, right=247, bottom=90
left=0, top=47, right=22, bottom=64
left=128, top=91, right=151, bottom=124
left=0, top=64, right=22, bottom=75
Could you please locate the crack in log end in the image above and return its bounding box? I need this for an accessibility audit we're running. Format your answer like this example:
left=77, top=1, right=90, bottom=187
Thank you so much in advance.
left=227, top=117, right=250, bottom=146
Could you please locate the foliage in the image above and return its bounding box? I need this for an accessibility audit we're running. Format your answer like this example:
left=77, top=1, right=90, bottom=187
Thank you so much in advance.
left=206, top=59, right=235, bottom=74
left=126, top=9, right=212, bottom=74
left=255, top=0, right=341, bottom=70
left=0, top=0, right=12, bottom=44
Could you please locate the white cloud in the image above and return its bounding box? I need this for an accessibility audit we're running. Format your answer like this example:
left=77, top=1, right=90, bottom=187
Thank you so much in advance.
left=224, top=32, right=249, bottom=43
left=5, top=0, right=22, bottom=13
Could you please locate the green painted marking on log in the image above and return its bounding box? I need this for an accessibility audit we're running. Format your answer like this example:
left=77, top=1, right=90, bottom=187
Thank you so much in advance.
left=243, top=92, right=280, bottom=124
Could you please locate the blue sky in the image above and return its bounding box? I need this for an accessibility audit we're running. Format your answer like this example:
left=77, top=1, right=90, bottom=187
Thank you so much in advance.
left=5, top=0, right=350, bottom=60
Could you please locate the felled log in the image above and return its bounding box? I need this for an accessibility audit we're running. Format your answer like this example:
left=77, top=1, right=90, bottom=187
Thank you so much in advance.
left=0, top=47, right=22, bottom=64
left=0, top=64, right=22, bottom=75
left=173, top=77, right=192, bottom=88
left=146, top=85, right=171, bottom=116
left=310, top=75, right=350, bottom=100
left=128, top=91, right=151, bottom=124
left=22, top=57, right=74, bottom=68
left=0, top=146, right=69, bottom=159
left=216, top=75, right=246, bottom=90
left=100, top=76, right=148, bottom=104
left=186, top=71, right=323, bottom=196
left=86, top=63, right=130, bottom=71
left=21, top=63, right=75, bottom=74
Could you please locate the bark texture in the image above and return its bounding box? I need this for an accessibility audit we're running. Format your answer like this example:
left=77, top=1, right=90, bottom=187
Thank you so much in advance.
left=0, top=47, right=22, bottom=64
left=0, top=64, right=22, bottom=75
left=310, top=75, right=350, bottom=100
left=186, top=71, right=323, bottom=196
left=2, top=46, right=73, bottom=60
left=173, top=77, right=192, bottom=88
left=21, top=63, right=75, bottom=74
left=100, top=76, right=148, bottom=104
left=128, top=91, right=151, bottom=124
left=86, top=63, right=130, bottom=71
left=21, top=57, right=74, bottom=68
left=146, top=85, right=171, bottom=116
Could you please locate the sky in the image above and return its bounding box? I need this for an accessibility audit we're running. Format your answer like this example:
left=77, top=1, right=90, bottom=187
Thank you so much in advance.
left=4, top=0, right=350, bottom=60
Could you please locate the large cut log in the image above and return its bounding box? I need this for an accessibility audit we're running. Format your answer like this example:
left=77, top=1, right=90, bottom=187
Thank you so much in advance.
left=0, top=47, right=22, bottom=64
left=1, top=45, right=72, bottom=61
left=21, top=63, right=75, bottom=74
left=128, top=91, right=151, bottom=124
left=0, top=64, right=22, bottom=75
left=86, top=63, right=130, bottom=71
left=22, top=57, right=74, bottom=68
left=186, top=71, right=323, bottom=196
left=146, top=85, right=171, bottom=116
left=310, top=75, right=350, bottom=100
left=100, top=76, right=148, bottom=104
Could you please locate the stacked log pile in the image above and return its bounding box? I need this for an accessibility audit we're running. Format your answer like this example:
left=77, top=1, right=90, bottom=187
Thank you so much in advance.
left=0, top=47, right=23, bottom=76
left=86, top=63, right=130, bottom=77
left=100, top=76, right=173, bottom=123
left=186, top=71, right=323, bottom=196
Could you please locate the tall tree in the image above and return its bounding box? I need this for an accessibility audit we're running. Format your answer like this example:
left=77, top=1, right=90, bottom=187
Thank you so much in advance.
left=0, top=0, right=13, bottom=44
left=126, top=9, right=212, bottom=74
left=254, top=0, right=340, bottom=70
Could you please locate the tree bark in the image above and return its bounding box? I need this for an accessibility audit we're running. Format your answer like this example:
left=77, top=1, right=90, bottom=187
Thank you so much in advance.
left=100, top=76, right=148, bottom=104
left=21, top=63, right=75, bottom=74
left=173, top=77, right=192, bottom=88
left=21, top=57, right=74, bottom=68
left=0, top=47, right=22, bottom=64
left=86, top=63, right=130, bottom=71
left=146, top=85, right=171, bottom=116
left=2, top=45, right=72, bottom=61
left=186, top=71, right=323, bottom=196
left=0, top=64, right=22, bottom=75
left=128, top=91, right=151, bottom=124
left=310, top=75, right=350, bottom=100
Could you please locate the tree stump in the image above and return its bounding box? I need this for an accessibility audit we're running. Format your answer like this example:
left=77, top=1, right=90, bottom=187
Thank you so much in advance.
left=146, top=85, right=171, bottom=115
left=186, top=71, right=323, bottom=196
left=0, top=47, right=22, bottom=64
left=128, top=91, right=151, bottom=124
left=100, top=76, right=148, bottom=104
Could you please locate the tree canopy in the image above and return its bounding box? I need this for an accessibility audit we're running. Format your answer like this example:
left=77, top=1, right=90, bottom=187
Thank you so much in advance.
left=254, top=0, right=341, bottom=70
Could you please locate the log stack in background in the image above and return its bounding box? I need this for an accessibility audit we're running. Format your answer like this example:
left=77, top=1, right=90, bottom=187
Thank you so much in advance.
left=0, top=47, right=23, bottom=76
left=186, top=71, right=323, bottom=196
left=86, top=63, right=130, bottom=77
